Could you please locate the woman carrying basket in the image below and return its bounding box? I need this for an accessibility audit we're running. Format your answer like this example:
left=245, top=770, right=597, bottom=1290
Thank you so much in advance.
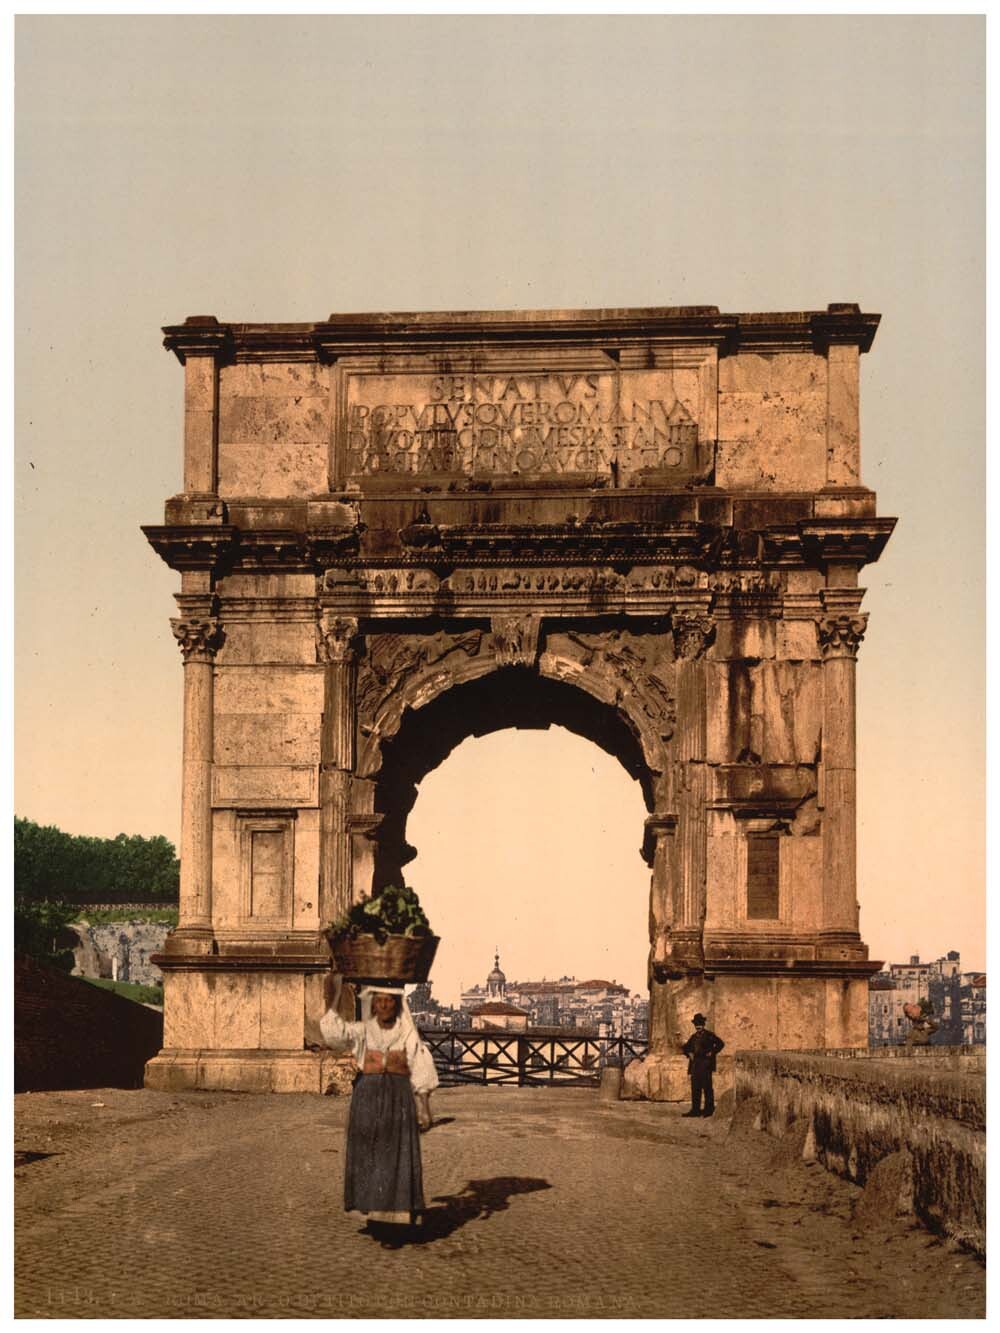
left=321, top=971, right=439, bottom=1240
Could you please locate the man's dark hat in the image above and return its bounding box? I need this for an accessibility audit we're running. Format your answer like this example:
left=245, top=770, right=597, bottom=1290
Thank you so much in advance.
left=692, top=1013, right=707, bottom=1025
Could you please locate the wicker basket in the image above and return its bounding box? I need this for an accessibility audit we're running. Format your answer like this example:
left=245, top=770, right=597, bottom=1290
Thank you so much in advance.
left=325, top=931, right=439, bottom=984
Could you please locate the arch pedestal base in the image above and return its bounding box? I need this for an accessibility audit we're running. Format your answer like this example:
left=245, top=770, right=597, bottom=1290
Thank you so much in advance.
left=144, top=1047, right=355, bottom=1096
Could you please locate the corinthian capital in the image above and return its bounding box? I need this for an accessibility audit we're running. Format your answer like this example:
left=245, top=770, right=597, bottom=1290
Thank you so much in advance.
left=170, top=617, right=223, bottom=663
left=317, top=614, right=359, bottom=664
left=817, top=613, right=868, bottom=659
left=672, top=613, right=714, bottom=660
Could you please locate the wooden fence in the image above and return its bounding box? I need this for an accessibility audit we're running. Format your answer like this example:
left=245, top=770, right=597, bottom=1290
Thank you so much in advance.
left=418, top=1029, right=648, bottom=1087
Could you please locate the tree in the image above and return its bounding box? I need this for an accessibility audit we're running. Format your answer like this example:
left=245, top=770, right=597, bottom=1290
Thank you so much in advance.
left=13, top=818, right=180, bottom=903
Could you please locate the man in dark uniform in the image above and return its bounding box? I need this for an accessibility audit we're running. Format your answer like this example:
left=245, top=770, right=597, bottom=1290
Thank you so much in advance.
left=681, top=1013, right=725, bottom=1117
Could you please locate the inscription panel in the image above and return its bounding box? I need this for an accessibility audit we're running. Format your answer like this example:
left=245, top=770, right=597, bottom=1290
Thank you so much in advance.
left=342, top=367, right=712, bottom=480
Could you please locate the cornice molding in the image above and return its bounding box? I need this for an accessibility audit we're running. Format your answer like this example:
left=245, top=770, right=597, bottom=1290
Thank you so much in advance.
left=143, top=514, right=894, bottom=579
left=162, top=304, right=881, bottom=365
left=142, top=524, right=238, bottom=572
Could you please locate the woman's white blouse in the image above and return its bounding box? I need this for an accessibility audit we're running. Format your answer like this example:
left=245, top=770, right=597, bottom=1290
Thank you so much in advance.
left=319, top=1009, right=439, bottom=1094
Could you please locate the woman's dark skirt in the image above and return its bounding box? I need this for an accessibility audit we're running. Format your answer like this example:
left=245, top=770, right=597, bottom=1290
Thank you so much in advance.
left=345, top=1072, right=424, bottom=1223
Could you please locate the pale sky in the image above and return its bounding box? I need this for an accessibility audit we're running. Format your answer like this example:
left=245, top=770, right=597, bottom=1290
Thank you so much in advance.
left=15, top=16, right=985, bottom=1003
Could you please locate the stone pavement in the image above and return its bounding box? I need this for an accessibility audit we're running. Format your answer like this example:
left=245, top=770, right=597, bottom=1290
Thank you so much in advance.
left=15, top=1086, right=984, bottom=1320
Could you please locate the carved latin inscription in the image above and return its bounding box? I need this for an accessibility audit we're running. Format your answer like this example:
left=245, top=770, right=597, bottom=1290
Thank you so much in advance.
left=345, top=370, right=704, bottom=478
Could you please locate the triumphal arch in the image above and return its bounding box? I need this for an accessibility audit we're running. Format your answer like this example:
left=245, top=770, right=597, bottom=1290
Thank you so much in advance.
left=143, top=304, right=894, bottom=1097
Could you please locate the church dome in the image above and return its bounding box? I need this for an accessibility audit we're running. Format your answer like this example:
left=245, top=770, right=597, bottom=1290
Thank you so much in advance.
left=486, top=950, right=506, bottom=997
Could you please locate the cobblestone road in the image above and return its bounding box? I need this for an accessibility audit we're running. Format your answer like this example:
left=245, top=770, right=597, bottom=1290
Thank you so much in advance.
left=15, top=1086, right=984, bottom=1319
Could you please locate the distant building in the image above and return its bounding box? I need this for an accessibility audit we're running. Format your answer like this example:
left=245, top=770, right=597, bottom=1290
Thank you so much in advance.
left=459, top=949, right=647, bottom=1038
left=961, top=973, right=986, bottom=1045
left=868, top=952, right=984, bottom=1046
left=469, top=1000, right=530, bottom=1032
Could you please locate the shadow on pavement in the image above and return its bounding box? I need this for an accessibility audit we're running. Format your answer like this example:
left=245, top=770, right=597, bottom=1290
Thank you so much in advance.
left=364, top=1177, right=552, bottom=1248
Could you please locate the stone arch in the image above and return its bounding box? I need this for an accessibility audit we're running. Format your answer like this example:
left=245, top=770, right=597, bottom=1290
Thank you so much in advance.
left=355, top=621, right=676, bottom=796
left=368, top=663, right=660, bottom=893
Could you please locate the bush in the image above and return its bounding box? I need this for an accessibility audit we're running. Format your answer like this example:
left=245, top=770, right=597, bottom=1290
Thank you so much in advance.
left=14, top=900, right=78, bottom=972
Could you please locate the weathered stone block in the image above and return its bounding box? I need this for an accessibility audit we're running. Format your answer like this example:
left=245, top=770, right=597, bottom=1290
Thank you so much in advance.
left=259, top=362, right=328, bottom=397
left=219, top=572, right=317, bottom=598
left=214, top=713, right=320, bottom=766
left=260, top=974, right=305, bottom=1049
left=777, top=619, right=820, bottom=660
left=210, top=811, right=241, bottom=927
left=215, top=666, right=324, bottom=716
left=270, top=1056, right=321, bottom=1094
left=162, top=971, right=216, bottom=1048
left=215, top=621, right=318, bottom=667
left=292, top=814, right=321, bottom=929
left=218, top=439, right=326, bottom=498
left=213, top=973, right=261, bottom=1048
left=786, top=837, right=822, bottom=931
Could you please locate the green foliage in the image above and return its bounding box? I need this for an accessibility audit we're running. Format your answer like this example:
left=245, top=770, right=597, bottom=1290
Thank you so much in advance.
left=73, top=906, right=179, bottom=927
left=82, top=977, right=164, bottom=1007
left=14, top=900, right=79, bottom=972
left=326, top=884, right=432, bottom=945
left=14, top=817, right=179, bottom=903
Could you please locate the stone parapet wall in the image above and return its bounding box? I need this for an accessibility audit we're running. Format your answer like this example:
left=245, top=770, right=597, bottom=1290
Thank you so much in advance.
left=734, top=1048, right=985, bottom=1255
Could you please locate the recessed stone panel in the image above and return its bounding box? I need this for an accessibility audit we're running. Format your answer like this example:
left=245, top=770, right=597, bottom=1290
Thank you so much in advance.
left=212, top=765, right=318, bottom=807
left=341, top=363, right=713, bottom=482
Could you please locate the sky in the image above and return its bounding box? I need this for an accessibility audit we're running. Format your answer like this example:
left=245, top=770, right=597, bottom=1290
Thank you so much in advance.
left=15, top=16, right=985, bottom=1005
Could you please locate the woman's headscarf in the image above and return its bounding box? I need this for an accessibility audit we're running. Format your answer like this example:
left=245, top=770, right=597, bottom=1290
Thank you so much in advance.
left=359, top=984, right=419, bottom=1040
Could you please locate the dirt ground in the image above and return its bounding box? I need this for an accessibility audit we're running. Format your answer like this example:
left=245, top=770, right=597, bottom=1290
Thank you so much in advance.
left=14, top=1085, right=985, bottom=1319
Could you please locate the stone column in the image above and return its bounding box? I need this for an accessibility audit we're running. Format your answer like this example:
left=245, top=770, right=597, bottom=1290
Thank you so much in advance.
left=317, top=613, right=359, bottom=925
left=169, top=604, right=222, bottom=943
left=670, top=610, right=715, bottom=971
left=817, top=599, right=867, bottom=945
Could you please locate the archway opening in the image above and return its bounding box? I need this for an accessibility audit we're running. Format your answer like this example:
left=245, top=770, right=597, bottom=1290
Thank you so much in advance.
left=372, top=669, right=654, bottom=1011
